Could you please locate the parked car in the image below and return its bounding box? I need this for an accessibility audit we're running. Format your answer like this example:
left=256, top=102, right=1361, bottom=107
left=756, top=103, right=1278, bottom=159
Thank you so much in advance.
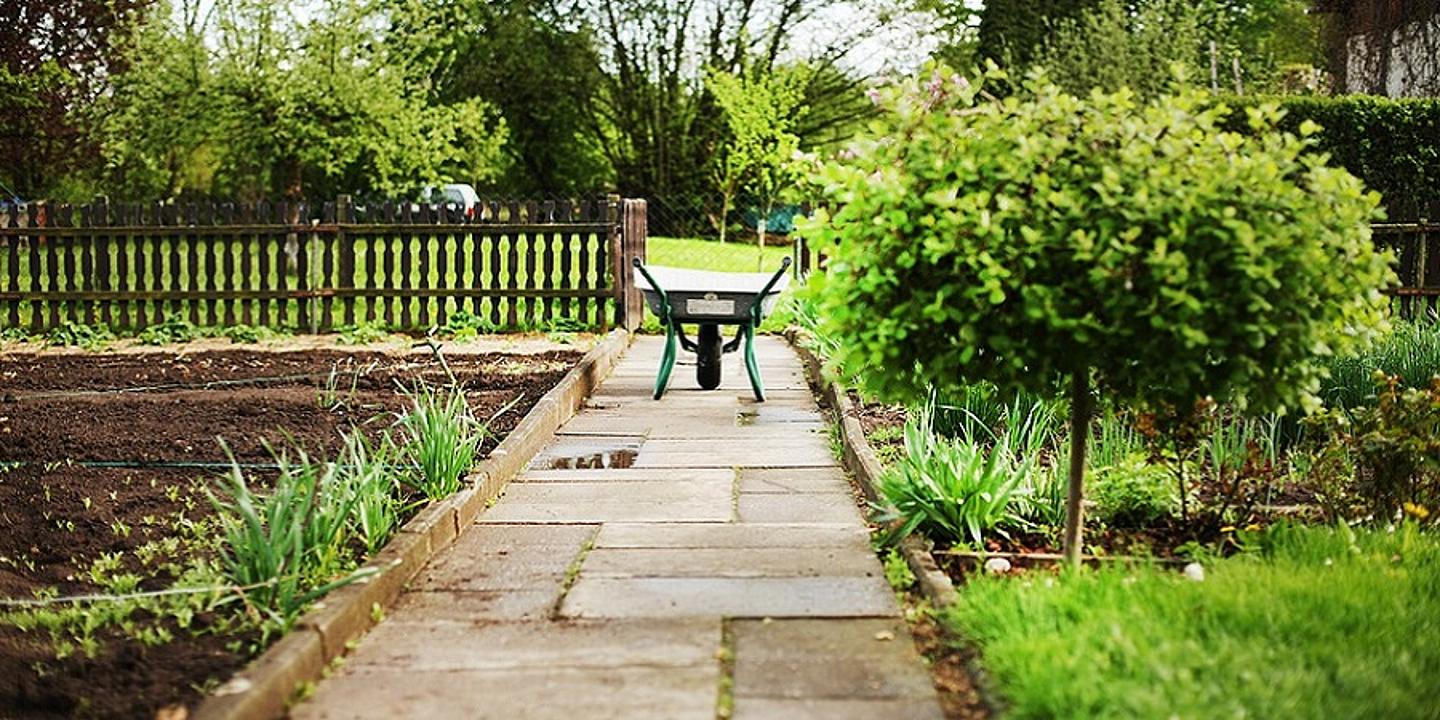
left=421, top=183, right=480, bottom=220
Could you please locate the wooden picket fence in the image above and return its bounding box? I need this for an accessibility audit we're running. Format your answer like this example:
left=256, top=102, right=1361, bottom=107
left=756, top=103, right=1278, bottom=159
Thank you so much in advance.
left=1373, top=220, right=1440, bottom=314
left=0, top=196, right=648, bottom=334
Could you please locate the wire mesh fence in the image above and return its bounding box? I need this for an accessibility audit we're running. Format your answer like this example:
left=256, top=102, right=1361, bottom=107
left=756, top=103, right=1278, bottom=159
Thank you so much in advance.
left=640, top=195, right=822, bottom=277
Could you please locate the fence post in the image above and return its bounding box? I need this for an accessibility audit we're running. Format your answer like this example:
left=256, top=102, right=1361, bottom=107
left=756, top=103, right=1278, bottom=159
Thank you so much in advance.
left=613, top=197, right=647, bottom=332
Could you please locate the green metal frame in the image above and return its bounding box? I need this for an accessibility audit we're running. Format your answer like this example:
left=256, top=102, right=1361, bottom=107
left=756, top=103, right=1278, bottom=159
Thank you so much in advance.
left=632, top=257, right=789, bottom=402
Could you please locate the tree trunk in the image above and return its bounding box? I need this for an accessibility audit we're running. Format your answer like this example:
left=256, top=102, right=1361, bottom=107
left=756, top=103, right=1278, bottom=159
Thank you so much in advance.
left=719, top=192, right=731, bottom=244
left=1063, top=369, right=1093, bottom=570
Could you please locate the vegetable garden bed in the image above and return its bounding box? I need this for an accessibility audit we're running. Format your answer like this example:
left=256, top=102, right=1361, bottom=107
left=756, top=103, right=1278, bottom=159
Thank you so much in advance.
left=0, top=345, right=580, bottom=718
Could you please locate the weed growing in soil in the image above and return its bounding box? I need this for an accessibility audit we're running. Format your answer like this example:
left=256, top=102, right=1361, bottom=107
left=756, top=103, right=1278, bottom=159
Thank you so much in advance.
left=45, top=321, right=114, bottom=350
left=336, top=323, right=392, bottom=345
left=399, top=386, right=483, bottom=499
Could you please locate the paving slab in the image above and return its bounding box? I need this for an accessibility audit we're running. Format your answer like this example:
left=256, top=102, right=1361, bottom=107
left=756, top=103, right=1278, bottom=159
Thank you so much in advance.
left=389, top=590, right=556, bottom=622
left=737, top=492, right=866, bottom=524
left=560, top=576, right=898, bottom=619
left=731, top=619, right=939, bottom=701
left=582, top=547, right=880, bottom=578
left=294, top=665, right=717, bottom=720
left=519, top=468, right=734, bottom=484
left=479, top=482, right=731, bottom=523
left=337, top=619, right=718, bottom=672
left=411, top=524, right=595, bottom=592
left=732, top=697, right=945, bottom=720
left=739, top=467, right=855, bottom=494
left=592, top=522, right=871, bottom=550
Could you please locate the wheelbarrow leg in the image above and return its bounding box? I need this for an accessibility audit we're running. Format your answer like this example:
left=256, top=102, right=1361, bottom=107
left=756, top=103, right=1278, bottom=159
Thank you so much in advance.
left=743, top=322, right=765, bottom=402
left=654, top=315, right=678, bottom=400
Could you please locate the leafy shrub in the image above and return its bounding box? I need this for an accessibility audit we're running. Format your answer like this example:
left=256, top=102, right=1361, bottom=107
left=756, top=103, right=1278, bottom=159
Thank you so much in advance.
left=1089, top=452, right=1177, bottom=527
left=1316, top=372, right=1440, bottom=523
left=876, top=407, right=1033, bottom=548
left=0, top=326, right=31, bottom=342
left=804, top=68, right=1393, bottom=563
left=1219, top=94, right=1440, bottom=220
left=137, top=313, right=204, bottom=345
left=45, top=321, right=114, bottom=350
left=223, top=324, right=285, bottom=344
left=441, top=309, right=499, bottom=341
left=336, top=323, right=391, bottom=345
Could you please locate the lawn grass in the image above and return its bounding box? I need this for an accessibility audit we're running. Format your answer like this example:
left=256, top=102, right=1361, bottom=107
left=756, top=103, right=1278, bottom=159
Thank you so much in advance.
left=647, top=236, right=794, bottom=273
left=943, top=523, right=1440, bottom=719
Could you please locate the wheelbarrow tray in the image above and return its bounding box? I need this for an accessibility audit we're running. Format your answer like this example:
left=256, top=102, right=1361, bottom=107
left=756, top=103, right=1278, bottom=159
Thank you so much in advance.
left=636, top=266, right=789, bottom=324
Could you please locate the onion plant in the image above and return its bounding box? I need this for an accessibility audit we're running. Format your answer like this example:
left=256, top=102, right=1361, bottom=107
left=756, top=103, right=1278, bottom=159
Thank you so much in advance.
left=877, top=402, right=1034, bottom=548
left=398, top=386, right=483, bottom=499
left=338, top=431, right=401, bottom=554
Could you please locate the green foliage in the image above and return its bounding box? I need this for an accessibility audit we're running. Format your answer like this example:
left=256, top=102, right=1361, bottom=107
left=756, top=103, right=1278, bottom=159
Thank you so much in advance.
left=976, top=0, right=1101, bottom=71
left=707, top=63, right=810, bottom=245
left=398, top=387, right=483, bottom=500
left=222, top=324, right=286, bottom=344
left=336, top=323, right=391, bottom=346
left=100, top=0, right=509, bottom=201
left=943, top=523, right=1440, bottom=719
left=205, top=442, right=364, bottom=628
left=1218, top=94, right=1440, bottom=220
left=1037, top=0, right=1207, bottom=99
left=882, top=548, right=916, bottom=592
left=1089, top=452, right=1178, bottom=527
left=804, top=68, right=1393, bottom=418
left=440, top=309, right=499, bottom=341
left=338, top=432, right=402, bottom=555
left=1324, top=315, right=1440, bottom=410
left=1316, top=373, right=1440, bottom=523
left=45, top=321, right=114, bottom=350
left=876, top=404, right=1034, bottom=548
left=137, top=313, right=204, bottom=345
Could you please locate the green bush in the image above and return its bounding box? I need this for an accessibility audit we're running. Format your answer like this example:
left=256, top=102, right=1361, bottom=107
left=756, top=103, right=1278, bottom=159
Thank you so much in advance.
left=804, top=67, right=1394, bottom=563
left=137, top=313, right=204, bottom=345
left=1089, top=452, right=1177, bottom=527
left=1219, top=94, right=1440, bottom=220
left=1316, top=373, right=1440, bottom=523
left=45, top=321, right=114, bottom=350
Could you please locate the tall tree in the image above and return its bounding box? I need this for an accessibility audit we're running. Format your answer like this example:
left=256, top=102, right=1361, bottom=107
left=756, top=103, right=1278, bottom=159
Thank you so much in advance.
left=707, top=62, right=808, bottom=249
left=0, top=0, right=144, bottom=199
left=101, top=0, right=509, bottom=202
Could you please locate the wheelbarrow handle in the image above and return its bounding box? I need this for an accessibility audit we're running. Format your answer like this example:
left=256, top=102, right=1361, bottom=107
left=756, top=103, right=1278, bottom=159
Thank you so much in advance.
left=752, top=256, right=792, bottom=323
left=631, top=257, right=669, bottom=309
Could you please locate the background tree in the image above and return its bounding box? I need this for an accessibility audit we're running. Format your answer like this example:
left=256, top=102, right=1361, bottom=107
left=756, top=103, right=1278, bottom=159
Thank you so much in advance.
left=0, top=0, right=144, bottom=199
left=1037, top=0, right=1207, bottom=99
left=706, top=63, right=809, bottom=246
left=804, top=68, right=1394, bottom=566
left=99, top=0, right=509, bottom=202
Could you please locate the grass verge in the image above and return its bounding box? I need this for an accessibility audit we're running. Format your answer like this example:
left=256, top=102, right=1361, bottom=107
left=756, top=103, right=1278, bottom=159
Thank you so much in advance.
left=941, top=523, right=1440, bottom=719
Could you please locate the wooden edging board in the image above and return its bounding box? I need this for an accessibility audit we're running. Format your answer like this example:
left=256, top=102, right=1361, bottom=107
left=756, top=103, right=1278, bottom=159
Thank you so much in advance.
left=193, top=329, right=633, bottom=720
left=785, top=329, right=960, bottom=611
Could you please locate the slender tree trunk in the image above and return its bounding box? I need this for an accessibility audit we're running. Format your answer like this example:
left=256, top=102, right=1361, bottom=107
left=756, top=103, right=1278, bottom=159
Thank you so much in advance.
left=1063, top=369, right=1093, bottom=570
left=719, top=192, right=731, bottom=244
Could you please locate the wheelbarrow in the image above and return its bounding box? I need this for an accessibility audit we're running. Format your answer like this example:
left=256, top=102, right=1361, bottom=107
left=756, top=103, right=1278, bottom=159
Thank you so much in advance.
left=632, top=256, right=792, bottom=401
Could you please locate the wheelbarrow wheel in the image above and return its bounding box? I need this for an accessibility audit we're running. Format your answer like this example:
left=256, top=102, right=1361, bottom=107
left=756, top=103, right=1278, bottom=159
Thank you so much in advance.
left=697, top=323, right=723, bottom=390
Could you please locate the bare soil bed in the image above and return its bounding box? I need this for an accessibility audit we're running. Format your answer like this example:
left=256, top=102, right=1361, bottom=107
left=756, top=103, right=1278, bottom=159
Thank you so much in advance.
left=0, top=347, right=579, bottom=719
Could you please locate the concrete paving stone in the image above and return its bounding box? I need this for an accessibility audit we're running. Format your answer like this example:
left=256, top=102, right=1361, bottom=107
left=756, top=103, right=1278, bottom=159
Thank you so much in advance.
left=731, top=619, right=938, bottom=701
left=518, top=468, right=735, bottom=484
left=731, top=697, right=945, bottom=720
left=413, top=526, right=594, bottom=592
left=592, top=522, right=871, bottom=550
left=633, top=441, right=837, bottom=469
left=293, top=665, right=717, bottom=720
left=389, top=589, right=555, bottom=622
left=339, top=618, right=719, bottom=672
left=581, top=547, right=879, bottom=578
left=739, top=468, right=854, bottom=494
left=560, top=576, right=898, bottom=619
left=527, top=435, right=646, bottom=471
left=480, top=482, right=731, bottom=523
left=738, top=493, right=865, bottom=524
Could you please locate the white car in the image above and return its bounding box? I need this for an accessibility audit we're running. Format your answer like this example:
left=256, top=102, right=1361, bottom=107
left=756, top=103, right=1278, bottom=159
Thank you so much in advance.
left=422, top=183, right=480, bottom=219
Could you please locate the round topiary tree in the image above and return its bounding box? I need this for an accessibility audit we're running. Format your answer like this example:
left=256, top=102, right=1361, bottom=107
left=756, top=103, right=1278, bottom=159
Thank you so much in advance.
left=804, top=67, right=1395, bottom=567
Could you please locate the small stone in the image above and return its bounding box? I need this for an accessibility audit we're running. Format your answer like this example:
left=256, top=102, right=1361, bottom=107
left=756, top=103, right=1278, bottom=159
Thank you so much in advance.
left=154, top=704, right=188, bottom=720
left=874, top=630, right=895, bottom=641
left=1183, top=562, right=1205, bottom=582
left=213, top=677, right=253, bottom=696
left=983, top=557, right=1012, bottom=575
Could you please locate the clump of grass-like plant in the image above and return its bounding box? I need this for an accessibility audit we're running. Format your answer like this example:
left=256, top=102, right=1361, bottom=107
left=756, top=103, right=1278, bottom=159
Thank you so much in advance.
left=398, top=385, right=483, bottom=500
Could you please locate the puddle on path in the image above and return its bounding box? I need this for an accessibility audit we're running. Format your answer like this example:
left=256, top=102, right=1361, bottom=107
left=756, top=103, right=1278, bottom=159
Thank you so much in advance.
left=532, top=437, right=644, bottom=470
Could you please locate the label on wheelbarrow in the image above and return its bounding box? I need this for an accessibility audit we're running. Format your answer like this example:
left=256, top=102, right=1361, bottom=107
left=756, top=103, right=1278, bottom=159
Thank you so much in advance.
left=686, top=297, right=735, bottom=316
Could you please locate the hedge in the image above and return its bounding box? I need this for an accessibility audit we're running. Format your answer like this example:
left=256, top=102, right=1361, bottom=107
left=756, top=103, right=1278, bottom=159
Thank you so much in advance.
left=1219, top=94, right=1440, bottom=221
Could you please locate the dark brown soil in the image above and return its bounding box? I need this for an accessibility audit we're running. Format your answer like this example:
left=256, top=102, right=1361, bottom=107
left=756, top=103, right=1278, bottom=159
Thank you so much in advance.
left=0, top=348, right=579, bottom=719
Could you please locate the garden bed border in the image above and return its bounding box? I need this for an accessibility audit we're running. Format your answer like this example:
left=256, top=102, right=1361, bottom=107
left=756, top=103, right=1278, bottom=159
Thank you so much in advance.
left=193, top=329, right=632, bottom=720
left=787, top=330, right=959, bottom=610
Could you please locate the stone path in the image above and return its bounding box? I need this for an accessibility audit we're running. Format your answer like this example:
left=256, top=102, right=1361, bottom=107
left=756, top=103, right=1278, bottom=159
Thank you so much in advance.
left=294, top=336, right=943, bottom=720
